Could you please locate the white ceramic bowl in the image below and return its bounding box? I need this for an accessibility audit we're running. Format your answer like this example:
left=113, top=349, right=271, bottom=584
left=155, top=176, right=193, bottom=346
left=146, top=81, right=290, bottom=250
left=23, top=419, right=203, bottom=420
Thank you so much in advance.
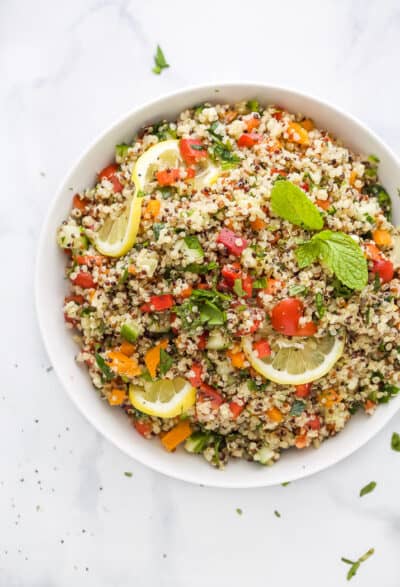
left=35, top=83, right=400, bottom=488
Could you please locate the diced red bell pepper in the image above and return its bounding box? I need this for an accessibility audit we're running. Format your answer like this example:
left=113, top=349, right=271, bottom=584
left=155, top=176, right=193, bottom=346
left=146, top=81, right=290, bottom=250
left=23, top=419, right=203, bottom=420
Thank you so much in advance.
left=75, top=255, right=103, bottom=266
left=229, top=401, right=244, bottom=419
left=179, top=138, right=208, bottom=165
left=65, top=295, right=85, bottom=304
left=98, top=164, right=123, bottom=192
left=221, top=262, right=242, bottom=286
left=64, top=313, right=77, bottom=326
left=198, top=384, right=224, bottom=409
left=241, top=274, right=253, bottom=298
left=189, top=363, right=203, bottom=388
left=372, top=258, right=394, bottom=283
left=308, top=417, right=321, bottom=430
left=133, top=419, right=152, bottom=437
left=272, top=111, right=283, bottom=121
left=271, top=168, right=287, bottom=176
left=217, top=228, right=248, bottom=256
left=271, top=298, right=303, bottom=336
left=253, top=340, right=271, bottom=359
left=72, top=194, right=89, bottom=211
left=294, top=321, right=318, bottom=337
left=156, top=168, right=181, bottom=186
left=197, top=333, right=208, bottom=350
left=141, top=294, right=174, bottom=312
left=237, top=133, right=261, bottom=148
left=71, top=272, right=96, bottom=289
left=98, top=164, right=119, bottom=180
left=186, top=167, right=196, bottom=179
left=295, top=383, right=312, bottom=398
left=301, top=182, right=310, bottom=192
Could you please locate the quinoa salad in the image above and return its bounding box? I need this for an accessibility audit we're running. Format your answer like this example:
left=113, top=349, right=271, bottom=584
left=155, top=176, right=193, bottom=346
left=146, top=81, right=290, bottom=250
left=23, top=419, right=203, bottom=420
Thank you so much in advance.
left=57, top=100, right=400, bottom=468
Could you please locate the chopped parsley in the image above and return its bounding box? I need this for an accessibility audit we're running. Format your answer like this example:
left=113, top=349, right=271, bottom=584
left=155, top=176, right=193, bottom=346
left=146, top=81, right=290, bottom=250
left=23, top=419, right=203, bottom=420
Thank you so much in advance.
left=115, top=143, right=130, bottom=158
left=288, top=284, right=308, bottom=297
left=159, top=348, right=173, bottom=376
left=153, top=223, right=165, bottom=241
left=208, top=122, right=241, bottom=166
left=341, top=548, right=374, bottom=581
left=315, top=292, right=326, bottom=318
left=95, top=353, right=113, bottom=382
left=152, top=45, right=169, bottom=75
left=124, top=472, right=133, bottom=477
left=363, top=183, right=392, bottom=220
left=359, top=481, right=376, bottom=497
left=184, top=261, right=218, bottom=274
left=290, top=400, right=306, bottom=416
left=253, top=277, right=267, bottom=289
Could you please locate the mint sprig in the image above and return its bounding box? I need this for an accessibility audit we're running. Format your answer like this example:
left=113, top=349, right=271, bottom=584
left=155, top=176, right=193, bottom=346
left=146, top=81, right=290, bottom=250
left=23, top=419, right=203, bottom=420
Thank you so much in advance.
left=296, top=231, right=368, bottom=290
left=270, top=180, right=323, bottom=230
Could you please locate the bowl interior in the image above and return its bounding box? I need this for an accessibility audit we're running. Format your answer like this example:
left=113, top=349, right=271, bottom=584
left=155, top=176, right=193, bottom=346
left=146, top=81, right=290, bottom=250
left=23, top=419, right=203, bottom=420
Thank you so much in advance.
left=36, top=83, right=400, bottom=488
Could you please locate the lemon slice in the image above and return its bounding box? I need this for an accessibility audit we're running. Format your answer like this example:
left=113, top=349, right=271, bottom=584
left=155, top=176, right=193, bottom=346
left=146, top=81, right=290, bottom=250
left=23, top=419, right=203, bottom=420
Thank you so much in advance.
left=132, top=139, right=221, bottom=192
left=132, top=139, right=182, bottom=192
left=92, top=195, right=142, bottom=257
left=129, top=377, right=196, bottom=418
left=242, top=334, right=345, bottom=385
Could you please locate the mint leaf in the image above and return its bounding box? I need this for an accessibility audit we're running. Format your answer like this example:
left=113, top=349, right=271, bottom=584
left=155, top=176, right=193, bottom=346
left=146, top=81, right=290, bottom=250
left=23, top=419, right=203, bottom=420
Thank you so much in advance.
left=296, top=231, right=368, bottom=290
left=270, top=180, right=323, bottom=230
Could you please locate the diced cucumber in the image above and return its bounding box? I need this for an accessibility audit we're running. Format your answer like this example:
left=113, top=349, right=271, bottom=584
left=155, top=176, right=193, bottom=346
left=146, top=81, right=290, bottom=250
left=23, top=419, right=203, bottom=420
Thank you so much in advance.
left=254, top=445, right=275, bottom=465
left=185, top=431, right=212, bottom=453
left=206, top=329, right=230, bottom=350
left=147, top=316, right=171, bottom=334
left=136, top=249, right=158, bottom=276
left=57, top=224, right=88, bottom=251
left=120, top=321, right=140, bottom=343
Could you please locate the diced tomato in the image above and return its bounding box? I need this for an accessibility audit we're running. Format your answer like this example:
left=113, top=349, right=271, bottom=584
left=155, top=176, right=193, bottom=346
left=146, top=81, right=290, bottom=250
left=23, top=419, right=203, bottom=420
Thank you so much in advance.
left=217, top=228, right=248, bottom=256
left=189, top=363, right=203, bottom=388
left=197, top=333, right=208, bottom=350
left=221, top=262, right=242, bottom=285
left=198, top=384, right=224, bottom=409
left=237, top=133, right=261, bottom=148
left=141, top=294, right=174, bottom=312
left=64, top=313, right=77, bottom=326
left=133, top=419, right=152, bottom=437
left=64, top=295, right=85, bottom=304
left=179, top=138, right=208, bottom=165
left=98, top=164, right=119, bottom=180
left=241, top=275, right=253, bottom=298
left=294, top=321, right=318, bottom=337
left=315, top=199, right=330, bottom=211
left=295, top=383, right=311, bottom=398
left=197, top=283, right=210, bottom=290
left=229, top=401, right=244, bottom=419
left=301, top=182, right=309, bottom=192
left=71, top=272, right=96, bottom=289
left=308, top=417, right=321, bottom=430
left=156, top=168, right=181, bottom=186
left=98, top=164, right=123, bottom=192
left=253, top=340, right=271, bottom=358
left=185, top=167, right=196, bottom=179
left=272, top=111, right=283, bottom=121
left=236, top=311, right=262, bottom=336
left=72, top=194, right=89, bottom=211
left=110, top=175, right=123, bottom=193
left=371, top=257, right=394, bottom=283
left=271, top=168, right=287, bottom=176
left=271, top=298, right=303, bottom=336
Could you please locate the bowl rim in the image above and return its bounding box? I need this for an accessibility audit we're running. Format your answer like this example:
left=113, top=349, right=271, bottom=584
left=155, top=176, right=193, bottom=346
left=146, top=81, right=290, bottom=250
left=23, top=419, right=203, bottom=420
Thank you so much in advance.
left=35, top=81, right=400, bottom=488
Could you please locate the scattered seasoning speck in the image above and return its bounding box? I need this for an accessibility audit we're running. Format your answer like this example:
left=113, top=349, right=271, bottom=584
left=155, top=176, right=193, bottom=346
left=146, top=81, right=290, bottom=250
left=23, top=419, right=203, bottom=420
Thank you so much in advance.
left=359, top=481, right=377, bottom=497
left=236, top=508, right=243, bottom=515
left=391, top=432, right=400, bottom=451
left=274, top=510, right=281, bottom=518
left=40, top=171, right=46, bottom=177
left=341, top=548, right=374, bottom=581
left=162, top=553, right=167, bottom=559
left=46, top=366, right=53, bottom=373
left=124, top=472, right=133, bottom=477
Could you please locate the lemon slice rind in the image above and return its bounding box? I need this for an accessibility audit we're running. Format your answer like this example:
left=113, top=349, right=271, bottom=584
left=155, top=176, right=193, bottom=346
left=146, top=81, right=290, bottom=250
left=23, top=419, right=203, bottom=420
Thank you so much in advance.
left=129, top=378, right=196, bottom=418
left=242, top=335, right=345, bottom=385
left=93, top=195, right=142, bottom=257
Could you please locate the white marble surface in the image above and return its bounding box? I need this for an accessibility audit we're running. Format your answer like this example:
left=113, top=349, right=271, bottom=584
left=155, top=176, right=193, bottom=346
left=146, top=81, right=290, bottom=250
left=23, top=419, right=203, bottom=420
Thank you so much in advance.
left=2, top=0, right=400, bottom=585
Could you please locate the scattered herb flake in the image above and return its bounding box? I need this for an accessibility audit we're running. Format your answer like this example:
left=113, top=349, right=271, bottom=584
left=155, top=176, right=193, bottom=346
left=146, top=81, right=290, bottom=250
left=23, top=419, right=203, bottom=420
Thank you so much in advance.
left=253, top=277, right=267, bottom=289
left=152, top=45, right=169, bottom=75
left=341, top=548, right=374, bottom=581
left=315, top=292, right=326, bottom=318
left=359, top=481, right=376, bottom=497
left=391, top=432, right=400, bottom=451
left=236, top=508, right=243, bottom=515
left=274, top=510, right=281, bottom=518
left=290, top=400, right=306, bottom=416
left=159, top=348, right=173, bottom=376
left=124, top=472, right=133, bottom=477
left=281, top=482, right=290, bottom=487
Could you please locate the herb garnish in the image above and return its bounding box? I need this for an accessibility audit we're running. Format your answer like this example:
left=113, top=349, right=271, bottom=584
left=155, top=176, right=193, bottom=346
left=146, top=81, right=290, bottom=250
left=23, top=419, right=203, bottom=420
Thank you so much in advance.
left=159, top=348, right=173, bottom=376
left=95, top=353, right=113, bottom=381
left=208, top=122, right=241, bottom=167
left=296, top=231, right=368, bottom=290
left=341, top=548, right=374, bottom=581
left=115, top=143, right=129, bottom=158
left=315, top=292, right=326, bottom=318
left=253, top=277, right=267, bottom=289
left=153, top=223, right=165, bottom=241
left=152, top=45, right=169, bottom=75
left=359, top=481, right=376, bottom=497
left=274, top=510, right=281, bottom=518
left=184, top=261, right=218, bottom=274
left=270, top=180, right=323, bottom=230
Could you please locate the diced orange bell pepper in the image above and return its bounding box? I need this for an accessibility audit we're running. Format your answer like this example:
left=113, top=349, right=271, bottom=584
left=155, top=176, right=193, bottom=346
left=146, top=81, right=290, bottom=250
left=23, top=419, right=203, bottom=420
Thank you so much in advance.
left=372, top=229, right=392, bottom=247
left=108, top=388, right=127, bottom=406
left=161, top=420, right=192, bottom=452
left=286, top=122, right=310, bottom=146
left=106, top=351, right=141, bottom=378
left=266, top=407, right=283, bottom=423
